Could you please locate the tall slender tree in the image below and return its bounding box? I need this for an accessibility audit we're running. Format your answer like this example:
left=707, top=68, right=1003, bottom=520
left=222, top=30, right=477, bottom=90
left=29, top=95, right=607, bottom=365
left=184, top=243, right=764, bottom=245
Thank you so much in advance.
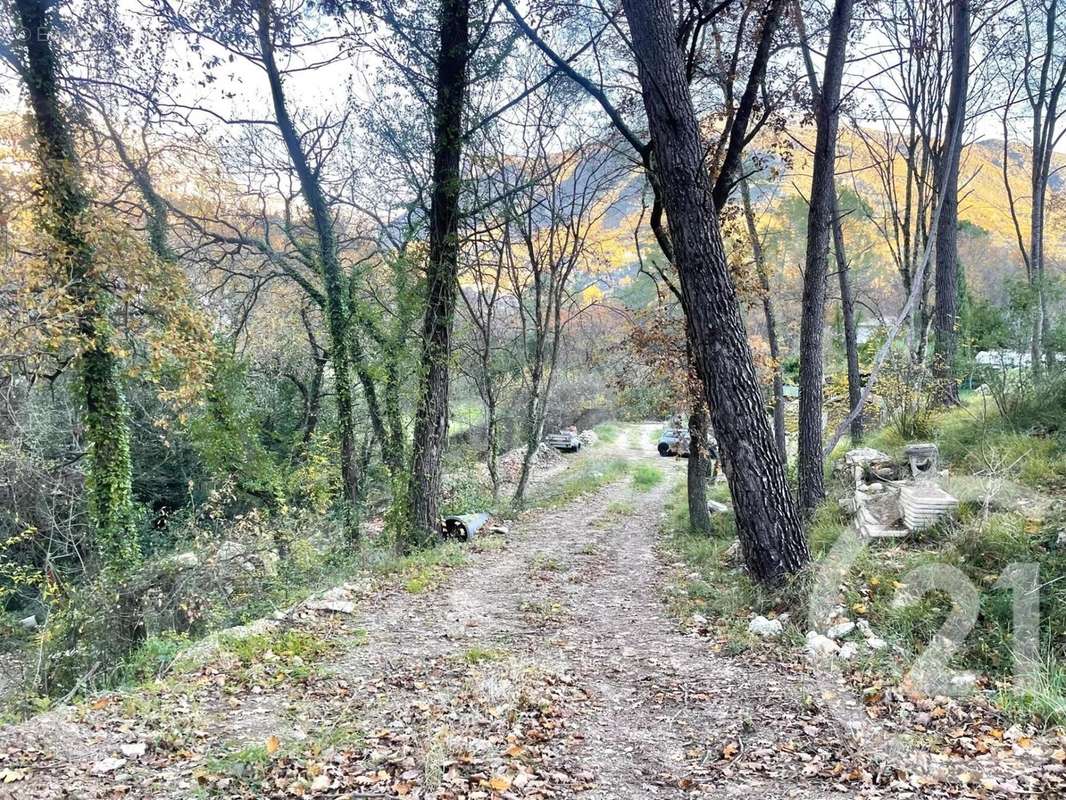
left=740, top=176, right=787, bottom=466
left=794, top=1, right=863, bottom=444
left=797, top=0, right=855, bottom=517
left=932, top=0, right=971, bottom=404
left=999, top=0, right=1066, bottom=380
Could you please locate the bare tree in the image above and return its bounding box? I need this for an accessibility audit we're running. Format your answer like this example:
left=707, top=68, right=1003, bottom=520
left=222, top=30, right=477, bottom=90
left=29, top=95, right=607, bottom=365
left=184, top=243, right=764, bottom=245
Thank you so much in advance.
left=998, top=0, right=1066, bottom=379
left=496, top=116, right=621, bottom=508
left=797, top=0, right=854, bottom=517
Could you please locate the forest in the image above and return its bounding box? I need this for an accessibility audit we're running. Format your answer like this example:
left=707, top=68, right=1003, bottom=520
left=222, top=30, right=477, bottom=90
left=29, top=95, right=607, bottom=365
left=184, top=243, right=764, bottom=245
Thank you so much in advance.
left=0, top=0, right=1065, bottom=796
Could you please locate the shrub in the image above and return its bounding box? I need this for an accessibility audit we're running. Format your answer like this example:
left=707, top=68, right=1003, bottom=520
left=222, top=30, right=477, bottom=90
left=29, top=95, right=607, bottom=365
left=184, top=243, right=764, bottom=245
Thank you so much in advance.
left=878, top=355, right=945, bottom=441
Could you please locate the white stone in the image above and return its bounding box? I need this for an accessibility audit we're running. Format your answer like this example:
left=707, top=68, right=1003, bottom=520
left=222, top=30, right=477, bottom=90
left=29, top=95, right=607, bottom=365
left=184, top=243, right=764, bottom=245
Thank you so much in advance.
left=691, top=613, right=708, bottom=626
left=839, top=642, right=859, bottom=660
left=806, top=631, right=840, bottom=658
left=91, top=757, right=126, bottom=775
left=867, top=637, right=887, bottom=650
left=827, top=621, right=856, bottom=640
left=747, top=615, right=783, bottom=637
left=120, top=743, right=146, bottom=758
left=18, top=615, right=37, bottom=630
left=307, top=598, right=355, bottom=614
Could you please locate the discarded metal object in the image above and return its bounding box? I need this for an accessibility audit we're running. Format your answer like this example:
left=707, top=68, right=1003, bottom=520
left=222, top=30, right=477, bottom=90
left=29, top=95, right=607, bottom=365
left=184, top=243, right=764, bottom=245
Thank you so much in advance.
left=442, top=512, right=490, bottom=542
left=658, top=426, right=690, bottom=456
left=545, top=427, right=582, bottom=452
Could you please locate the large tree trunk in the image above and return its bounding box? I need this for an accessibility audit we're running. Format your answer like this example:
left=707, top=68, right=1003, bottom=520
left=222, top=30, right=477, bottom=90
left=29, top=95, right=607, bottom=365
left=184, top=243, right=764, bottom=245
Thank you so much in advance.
left=798, top=0, right=854, bottom=518
left=256, top=1, right=361, bottom=524
left=933, top=0, right=971, bottom=405
left=740, top=178, right=787, bottom=466
left=406, top=0, right=470, bottom=549
left=15, top=0, right=138, bottom=566
left=621, top=0, right=808, bottom=583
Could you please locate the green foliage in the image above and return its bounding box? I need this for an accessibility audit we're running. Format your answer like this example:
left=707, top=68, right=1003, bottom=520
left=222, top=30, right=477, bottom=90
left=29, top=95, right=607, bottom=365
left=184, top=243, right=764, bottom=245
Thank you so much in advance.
left=221, top=628, right=330, bottom=668
left=878, top=355, right=943, bottom=440
left=439, top=471, right=494, bottom=517
left=462, top=646, right=503, bottom=664
left=120, top=631, right=189, bottom=685
left=631, top=464, right=664, bottom=490
left=187, top=353, right=283, bottom=511
left=80, top=345, right=139, bottom=567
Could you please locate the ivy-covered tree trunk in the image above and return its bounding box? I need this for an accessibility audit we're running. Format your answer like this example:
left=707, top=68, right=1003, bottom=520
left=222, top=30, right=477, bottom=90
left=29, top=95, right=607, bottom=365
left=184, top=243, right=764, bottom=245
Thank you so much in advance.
left=797, top=0, right=854, bottom=518
left=256, top=0, right=362, bottom=525
left=14, top=0, right=138, bottom=565
left=406, top=0, right=470, bottom=548
left=621, top=0, right=809, bottom=583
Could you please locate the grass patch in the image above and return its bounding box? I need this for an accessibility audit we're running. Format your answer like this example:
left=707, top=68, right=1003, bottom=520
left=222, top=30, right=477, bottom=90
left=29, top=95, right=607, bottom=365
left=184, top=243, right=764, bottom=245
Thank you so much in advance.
left=518, top=458, right=631, bottom=512
left=120, top=632, right=190, bottom=685
left=369, top=540, right=466, bottom=595
left=222, top=628, right=332, bottom=670
left=632, top=464, right=664, bottom=490
left=606, top=500, right=636, bottom=516
left=518, top=599, right=569, bottom=624
left=207, top=743, right=273, bottom=782
left=461, top=646, right=504, bottom=664
left=472, top=534, right=506, bottom=552
left=593, top=422, right=620, bottom=444
left=661, top=483, right=756, bottom=626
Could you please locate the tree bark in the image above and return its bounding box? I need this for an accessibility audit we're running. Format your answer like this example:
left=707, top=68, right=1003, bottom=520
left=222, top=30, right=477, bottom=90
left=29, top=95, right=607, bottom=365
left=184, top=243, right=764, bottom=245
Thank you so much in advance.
left=687, top=401, right=713, bottom=535
left=833, top=217, right=864, bottom=443
left=256, top=0, right=361, bottom=525
left=14, top=0, right=138, bottom=566
left=794, top=1, right=862, bottom=443
left=406, top=0, right=470, bottom=548
left=797, top=0, right=854, bottom=518
left=933, top=0, right=971, bottom=405
left=740, top=178, right=787, bottom=466
left=621, top=0, right=809, bottom=583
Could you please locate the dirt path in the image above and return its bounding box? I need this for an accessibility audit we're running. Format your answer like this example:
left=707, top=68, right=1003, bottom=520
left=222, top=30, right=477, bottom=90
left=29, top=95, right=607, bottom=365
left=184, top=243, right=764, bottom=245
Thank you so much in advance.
left=0, top=424, right=1049, bottom=798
